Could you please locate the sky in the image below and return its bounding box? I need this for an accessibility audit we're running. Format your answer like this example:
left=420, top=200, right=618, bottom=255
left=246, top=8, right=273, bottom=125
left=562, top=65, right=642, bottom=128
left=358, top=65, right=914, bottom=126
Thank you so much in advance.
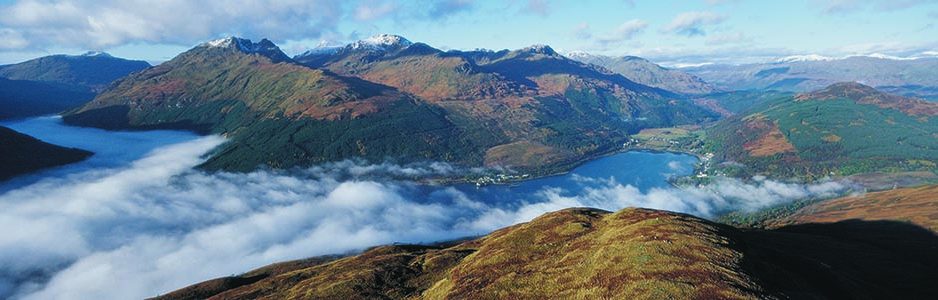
left=0, top=0, right=935, bottom=66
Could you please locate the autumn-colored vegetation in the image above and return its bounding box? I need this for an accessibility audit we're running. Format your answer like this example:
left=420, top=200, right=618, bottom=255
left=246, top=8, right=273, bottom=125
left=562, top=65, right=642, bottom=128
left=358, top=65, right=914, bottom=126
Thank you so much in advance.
left=153, top=206, right=938, bottom=300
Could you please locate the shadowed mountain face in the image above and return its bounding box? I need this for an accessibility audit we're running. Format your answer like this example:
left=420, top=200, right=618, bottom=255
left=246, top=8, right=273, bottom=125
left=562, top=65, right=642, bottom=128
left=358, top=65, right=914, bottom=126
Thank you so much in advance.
left=0, top=125, right=91, bottom=180
left=65, top=35, right=716, bottom=173
left=704, top=82, right=938, bottom=179
left=153, top=207, right=938, bottom=300
left=0, top=52, right=148, bottom=119
left=567, top=53, right=715, bottom=95
left=0, top=77, right=95, bottom=120
left=0, top=51, right=151, bottom=92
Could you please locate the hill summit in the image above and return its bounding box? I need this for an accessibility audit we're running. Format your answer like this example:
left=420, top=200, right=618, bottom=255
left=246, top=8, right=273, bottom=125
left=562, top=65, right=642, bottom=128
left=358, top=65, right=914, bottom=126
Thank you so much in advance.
left=154, top=207, right=938, bottom=299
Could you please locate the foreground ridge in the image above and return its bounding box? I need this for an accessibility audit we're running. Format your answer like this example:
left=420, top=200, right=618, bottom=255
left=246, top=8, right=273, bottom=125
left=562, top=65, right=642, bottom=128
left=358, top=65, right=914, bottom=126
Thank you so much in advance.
left=154, top=206, right=938, bottom=299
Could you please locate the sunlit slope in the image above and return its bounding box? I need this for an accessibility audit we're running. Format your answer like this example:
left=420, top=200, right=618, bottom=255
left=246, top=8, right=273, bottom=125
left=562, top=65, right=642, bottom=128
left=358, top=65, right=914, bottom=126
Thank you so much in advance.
left=64, top=38, right=480, bottom=171
left=705, top=82, right=938, bottom=179
left=297, top=35, right=716, bottom=170
left=768, top=184, right=938, bottom=232
left=66, top=36, right=716, bottom=173
left=154, top=207, right=938, bottom=299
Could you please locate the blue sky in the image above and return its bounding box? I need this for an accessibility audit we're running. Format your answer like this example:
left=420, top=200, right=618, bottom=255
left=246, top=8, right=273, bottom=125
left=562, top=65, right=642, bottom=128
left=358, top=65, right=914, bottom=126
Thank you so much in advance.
left=0, top=0, right=935, bottom=66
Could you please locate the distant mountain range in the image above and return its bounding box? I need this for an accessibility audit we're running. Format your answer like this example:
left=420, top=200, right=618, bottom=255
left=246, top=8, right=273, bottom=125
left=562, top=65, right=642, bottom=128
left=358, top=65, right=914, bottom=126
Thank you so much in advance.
left=682, top=56, right=938, bottom=100
left=0, top=52, right=149, bottom=119
left=155, top=203, right=938, bottom=299
left=565, top=52, right=715, bottom=95
left=65, top=35, right=715, bottom=173
left=0, top=51, right=151, bottom=92
left=704, top=82, right=938, bottom=179
left=0, top=125, right=91, bottom=180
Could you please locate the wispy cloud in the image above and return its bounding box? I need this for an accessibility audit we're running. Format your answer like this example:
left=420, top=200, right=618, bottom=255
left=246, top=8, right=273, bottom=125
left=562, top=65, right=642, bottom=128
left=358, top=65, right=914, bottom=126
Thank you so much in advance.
left=0, top=0, right=346, bottom=50
left=601, top=19, right=649, bottom=42
left=429, top=0, right=475, bottom=19
left=353, top=0, right=399, bottom=21
left=521, top=0, right=551, bottom=16
left=662, top=11, right=726, bottom=36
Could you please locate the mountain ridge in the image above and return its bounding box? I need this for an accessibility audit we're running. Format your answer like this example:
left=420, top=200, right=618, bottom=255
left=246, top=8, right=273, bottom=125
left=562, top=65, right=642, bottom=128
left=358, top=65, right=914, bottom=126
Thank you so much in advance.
left=66, top=35, right=715, bottom=174
left=153, top=205, right=938, bottom=299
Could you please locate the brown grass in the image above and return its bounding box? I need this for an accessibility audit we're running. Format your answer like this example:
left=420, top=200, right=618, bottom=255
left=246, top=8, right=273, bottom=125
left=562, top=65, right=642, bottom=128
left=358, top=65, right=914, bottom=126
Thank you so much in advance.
left=768, top=184, right=938, bottom=232
left=743, top=121, right=795, bottom=157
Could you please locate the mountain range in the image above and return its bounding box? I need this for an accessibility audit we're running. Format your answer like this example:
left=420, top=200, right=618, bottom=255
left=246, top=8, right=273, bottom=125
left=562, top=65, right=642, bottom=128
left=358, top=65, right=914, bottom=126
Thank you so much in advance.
left=566, top=52, right=715, bottom=95
left=683, top=56, right=938, bottom=100
left=64, top=35, right=715, bottom=174
left=0, top=52, right=149, bottom=120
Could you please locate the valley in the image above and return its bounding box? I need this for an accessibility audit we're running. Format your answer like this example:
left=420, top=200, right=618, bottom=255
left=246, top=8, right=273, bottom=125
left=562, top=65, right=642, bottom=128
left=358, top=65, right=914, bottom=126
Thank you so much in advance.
left=1, top=2, right=936, bottom=297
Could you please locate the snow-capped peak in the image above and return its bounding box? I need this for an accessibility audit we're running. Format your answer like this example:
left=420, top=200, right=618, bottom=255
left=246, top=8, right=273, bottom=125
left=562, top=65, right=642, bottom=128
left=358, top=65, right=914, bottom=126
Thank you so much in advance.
left=850, top=53, right=917, bottom=61
left=199, top=36, right=290, bottom=62
left=348, top=34, right=413, bottom=51
left=775, top=54, right=834, bottom=63
left=563, top=50, right=594, bottom=59
left=204, top=37, right=240, bottom=48
left=80, top=51, right=112, bottom=57
left=520, top=44, right=557, bottom=56
left=297, top=41, right=342, bottom=57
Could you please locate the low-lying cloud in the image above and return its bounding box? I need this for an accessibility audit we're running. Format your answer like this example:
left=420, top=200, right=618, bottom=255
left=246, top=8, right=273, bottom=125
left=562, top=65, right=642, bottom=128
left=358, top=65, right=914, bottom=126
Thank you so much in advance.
left=1, top=136, right=855, bottom=299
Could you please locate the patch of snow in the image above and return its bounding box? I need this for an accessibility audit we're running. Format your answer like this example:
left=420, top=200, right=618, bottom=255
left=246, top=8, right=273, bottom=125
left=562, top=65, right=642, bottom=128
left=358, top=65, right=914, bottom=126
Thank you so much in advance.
left=348, top=34, right=412, bottom=51
left=79, top=51, right=112, bottom=57
left=204, top=37, right=237, bottom=48
left=775, top=54, right=834, bottom=63
left=564, top=50, right=594, bottom=59
left=201, top=37, right=282, bottom=55
left=667, top=62, right=714, bottom=68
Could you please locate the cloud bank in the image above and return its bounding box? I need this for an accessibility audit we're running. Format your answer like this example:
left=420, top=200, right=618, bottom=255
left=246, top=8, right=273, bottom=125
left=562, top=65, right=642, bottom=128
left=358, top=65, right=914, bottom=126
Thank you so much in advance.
left=0, top=136, right=854, bottom=299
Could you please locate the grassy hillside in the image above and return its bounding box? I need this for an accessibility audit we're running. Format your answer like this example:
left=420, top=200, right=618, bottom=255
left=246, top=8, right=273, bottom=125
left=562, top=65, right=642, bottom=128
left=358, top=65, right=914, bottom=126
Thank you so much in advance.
left=704, top=82, right=938, bottom=179
left=154, top=207, right=938, bottom=299
left=765, top=184, right=938, bottom=231
left=0, top=77, right=95, bottom=120
left=0, top=126, right=92, bottom=180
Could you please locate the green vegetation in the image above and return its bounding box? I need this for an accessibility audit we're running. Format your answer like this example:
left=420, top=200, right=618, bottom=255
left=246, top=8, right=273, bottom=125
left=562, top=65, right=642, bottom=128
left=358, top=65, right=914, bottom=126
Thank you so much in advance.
left=66, top=38, right=716, bottom=175
left=703, top=83, right=938, bottom=180
left=0, top=126, right=92, bottom=180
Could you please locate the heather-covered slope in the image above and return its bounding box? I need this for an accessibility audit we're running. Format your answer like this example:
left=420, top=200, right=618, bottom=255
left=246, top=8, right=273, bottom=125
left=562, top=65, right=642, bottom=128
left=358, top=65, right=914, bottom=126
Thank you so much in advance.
left=64, top=37, right=479, bottom=171
left=0, top=125, right=91, bottom=180
left=154, top=207, right=938, bottom=299
left=67, top=36, right=715, bottom=173
left=0, top=51, right=150, bottom=92
left=296, top=35, right=715, bottom=171
left=704, top=82, right=938, bottom=179
left=767, top=184, right=938, bottom=232
left=567, top=53, right=715, bottom=94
